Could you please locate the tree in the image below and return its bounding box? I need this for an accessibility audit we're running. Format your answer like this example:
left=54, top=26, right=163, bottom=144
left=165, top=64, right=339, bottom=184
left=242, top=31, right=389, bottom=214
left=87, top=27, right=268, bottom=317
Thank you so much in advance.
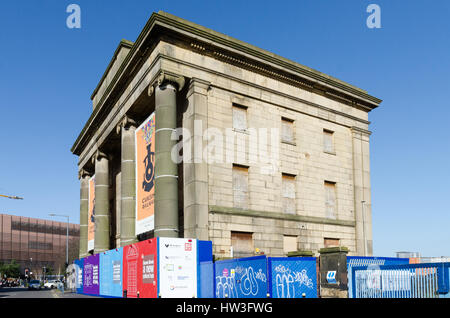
left=1, top=260, right=21, bottom=278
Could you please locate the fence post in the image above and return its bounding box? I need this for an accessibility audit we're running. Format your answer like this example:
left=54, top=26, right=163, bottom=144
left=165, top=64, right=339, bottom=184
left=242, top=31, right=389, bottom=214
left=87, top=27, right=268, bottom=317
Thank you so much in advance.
left=318, top=247, right=349, bottom=298
left=437, top=264, right=450, bottom=296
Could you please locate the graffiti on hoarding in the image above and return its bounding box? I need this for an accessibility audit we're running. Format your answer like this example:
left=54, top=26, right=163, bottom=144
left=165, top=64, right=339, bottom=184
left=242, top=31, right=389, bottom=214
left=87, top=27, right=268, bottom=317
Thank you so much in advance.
left=273, top=264, right=314, bottom=298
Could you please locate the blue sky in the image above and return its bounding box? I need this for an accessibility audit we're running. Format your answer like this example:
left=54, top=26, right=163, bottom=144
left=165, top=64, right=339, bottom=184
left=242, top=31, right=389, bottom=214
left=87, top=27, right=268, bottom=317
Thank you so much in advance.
left=0, top=1, right=448, bottom=257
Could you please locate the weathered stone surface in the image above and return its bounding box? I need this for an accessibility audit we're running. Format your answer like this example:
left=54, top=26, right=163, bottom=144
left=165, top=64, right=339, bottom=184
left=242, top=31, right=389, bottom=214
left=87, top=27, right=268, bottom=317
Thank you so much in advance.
left=73, top=12, right=379, bottom=258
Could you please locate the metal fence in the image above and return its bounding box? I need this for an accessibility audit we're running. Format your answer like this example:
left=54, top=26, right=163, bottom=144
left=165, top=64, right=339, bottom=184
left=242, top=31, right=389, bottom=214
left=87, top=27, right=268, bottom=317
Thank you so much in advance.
left=347, top=256, right=409, bottom=298
left=351, top=262, right=450, bottom=298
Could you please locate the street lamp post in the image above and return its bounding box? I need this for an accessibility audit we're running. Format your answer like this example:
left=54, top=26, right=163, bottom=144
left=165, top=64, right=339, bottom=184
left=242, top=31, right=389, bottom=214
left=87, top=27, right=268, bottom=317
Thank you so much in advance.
left=49, top=214, right=69, bottom=268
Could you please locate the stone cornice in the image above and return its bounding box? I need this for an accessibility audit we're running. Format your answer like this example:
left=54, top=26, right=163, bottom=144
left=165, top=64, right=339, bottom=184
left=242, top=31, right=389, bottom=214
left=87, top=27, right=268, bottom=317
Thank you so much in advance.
left=161, top=54, right=372, bottom=126
left=154, top=11, right=382, bottom=106
left=72, top=11, right=381, bottom=156
left=210, top=205, right=356, bottom=227
left=91, top=39, right=134, bottom=101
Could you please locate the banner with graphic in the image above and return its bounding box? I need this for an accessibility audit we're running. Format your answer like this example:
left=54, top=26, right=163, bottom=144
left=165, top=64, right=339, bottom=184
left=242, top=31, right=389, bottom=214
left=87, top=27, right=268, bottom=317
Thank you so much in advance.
left=122, top=243, right=139, bottom=298
left=74, top=258, right=84, bottom=294
left=100, top=247, right=123, bottom=298
left=135, top=113, right=156, bottom=235
left=122, top=239, right=158, bottom=298
left=137, top=238, right=158, bottom=298
left=83, top=254, right=100, bottom=295
left=158, top=237, right=197, bottom=298
left=87, top=175, right=95, bottom=251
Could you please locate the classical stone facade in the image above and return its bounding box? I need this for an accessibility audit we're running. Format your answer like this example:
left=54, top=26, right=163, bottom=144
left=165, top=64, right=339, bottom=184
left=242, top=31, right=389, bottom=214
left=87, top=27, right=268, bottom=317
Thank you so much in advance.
left=72, top=11, right=381, bottom=259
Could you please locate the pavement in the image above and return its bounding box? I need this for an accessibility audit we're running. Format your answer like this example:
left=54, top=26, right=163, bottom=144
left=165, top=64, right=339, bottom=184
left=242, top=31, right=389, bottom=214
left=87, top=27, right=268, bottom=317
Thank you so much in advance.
left=0, top=287, right=97, bottom=298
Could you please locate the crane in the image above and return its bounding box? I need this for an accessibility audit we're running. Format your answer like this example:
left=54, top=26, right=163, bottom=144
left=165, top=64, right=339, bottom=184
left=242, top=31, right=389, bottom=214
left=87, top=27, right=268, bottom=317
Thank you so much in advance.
left=0, top=194, right=24, bottom=200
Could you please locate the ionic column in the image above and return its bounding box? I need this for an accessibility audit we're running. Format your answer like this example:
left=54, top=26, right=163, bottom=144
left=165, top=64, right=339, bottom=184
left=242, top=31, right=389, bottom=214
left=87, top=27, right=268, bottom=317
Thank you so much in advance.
left=92, top=150, right=110, bottom=254
left=116, top=116, right=138, bottom=246
left=78, top=169, right=91, bottom=258
left=352, top=127, right=373, bottom=256
left=152, top=72, right=185, bottom=238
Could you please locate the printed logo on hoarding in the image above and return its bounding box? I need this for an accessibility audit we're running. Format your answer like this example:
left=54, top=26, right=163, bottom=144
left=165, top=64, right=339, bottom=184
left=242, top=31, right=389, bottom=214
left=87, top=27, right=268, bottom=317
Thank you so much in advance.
left=326, top=271, right=337, bottom=284
left=142, top=143, right=155, bottom=192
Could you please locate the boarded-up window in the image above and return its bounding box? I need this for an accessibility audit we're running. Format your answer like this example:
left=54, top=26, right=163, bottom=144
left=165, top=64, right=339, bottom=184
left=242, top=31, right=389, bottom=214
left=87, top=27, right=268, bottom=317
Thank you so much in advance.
left=233, top=105, right=247, bottom=131
left=233, top=165, right=249, bottom=209
left=281, top=117, right=294, bottom=143
left=324, top=238, right=340, bottom=248
left=283, top=235, right=297, bottom=254
left=282, top=174, right=296, bottom=214
left=323, top=129, right=334, bottom=153
left=324, top=181, right=337, bottom=219
left=231, top=231, right=253, bottom=258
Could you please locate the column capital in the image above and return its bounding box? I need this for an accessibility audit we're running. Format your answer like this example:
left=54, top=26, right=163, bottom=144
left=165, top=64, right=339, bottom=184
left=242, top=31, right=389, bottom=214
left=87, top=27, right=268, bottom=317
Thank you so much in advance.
left=351, top=126, right=372, bottom=136
left=116, top=115, right=137, bottom=135
left=148, top=71, right=186, bottom=96
left=187, top=77, right=211, bottom=97
left=91, top=149, right=110, bottom=165
left=78, top=168, right=92, bottom=180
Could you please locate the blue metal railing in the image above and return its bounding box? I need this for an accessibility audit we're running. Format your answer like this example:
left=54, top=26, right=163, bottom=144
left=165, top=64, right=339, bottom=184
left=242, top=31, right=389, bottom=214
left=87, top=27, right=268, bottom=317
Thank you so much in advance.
left=351, top=262, right=450, bottom=298
left=347, top=256, right=409, bottom=298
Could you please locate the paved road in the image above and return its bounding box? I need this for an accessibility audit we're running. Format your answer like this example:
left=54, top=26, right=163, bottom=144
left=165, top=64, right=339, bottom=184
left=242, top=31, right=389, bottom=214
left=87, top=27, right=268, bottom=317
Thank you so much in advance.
left=0, top=287, right=97, bottom=298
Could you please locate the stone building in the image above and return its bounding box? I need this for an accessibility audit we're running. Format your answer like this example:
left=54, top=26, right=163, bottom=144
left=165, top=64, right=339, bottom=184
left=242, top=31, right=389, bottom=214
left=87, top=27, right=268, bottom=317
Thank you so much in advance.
left=71, top=11, right=381, bottom=259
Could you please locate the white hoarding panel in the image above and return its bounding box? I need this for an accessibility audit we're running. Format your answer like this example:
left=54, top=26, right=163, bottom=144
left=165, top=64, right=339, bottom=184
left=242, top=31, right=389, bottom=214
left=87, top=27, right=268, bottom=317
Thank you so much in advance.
left=158, top=238, right=197, bottom=298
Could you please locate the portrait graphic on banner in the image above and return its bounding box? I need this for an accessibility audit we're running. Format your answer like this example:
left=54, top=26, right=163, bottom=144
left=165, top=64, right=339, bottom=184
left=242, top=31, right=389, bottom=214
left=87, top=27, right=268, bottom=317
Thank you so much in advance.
left=88, top=175, right=95, bottom=251
left=135, top=113, right=156, bottom=235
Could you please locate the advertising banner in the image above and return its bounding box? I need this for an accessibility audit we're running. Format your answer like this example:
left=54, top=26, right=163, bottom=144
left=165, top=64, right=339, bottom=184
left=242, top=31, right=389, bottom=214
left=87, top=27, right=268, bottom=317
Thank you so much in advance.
left=74, top=258, right=84, bottom=294
left=83, top=254, right=100, bottom=295
left=137, top=238, right=158, bottom=298
left=158, top=237, right=198, bottom=298
left=135, top=113, right=156, bottom=236
left=100, top=247, right=123, bottom=297
left=87, top=175, right=95, bottom=251
left=123, top=239, right=158, bottom=298
left=123, top=243, right=139, bottom=298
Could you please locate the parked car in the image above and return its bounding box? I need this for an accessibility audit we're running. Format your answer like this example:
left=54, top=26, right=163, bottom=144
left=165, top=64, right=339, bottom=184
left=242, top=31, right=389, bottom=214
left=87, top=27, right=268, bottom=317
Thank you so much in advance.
left=44, top=280, right=60, bottom=289
left=28, top=280, right=41, bottom=290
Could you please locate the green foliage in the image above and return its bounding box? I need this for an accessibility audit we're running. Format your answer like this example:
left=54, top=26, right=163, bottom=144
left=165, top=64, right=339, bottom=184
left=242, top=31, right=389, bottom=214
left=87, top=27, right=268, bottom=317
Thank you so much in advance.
left=43, top=266, right=54, bottom=276
left=0, top=260, right=21, bottom=278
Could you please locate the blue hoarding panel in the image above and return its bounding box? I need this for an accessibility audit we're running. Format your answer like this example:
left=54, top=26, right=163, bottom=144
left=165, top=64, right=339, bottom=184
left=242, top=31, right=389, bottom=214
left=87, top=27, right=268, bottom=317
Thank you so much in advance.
left=268, top=257, right=317, bottom=298
left=99, top=247, right=123, bottom=298
left=215, top=256, right=268, bottom=298
left=198, top=240, right=213, bottom=263
left=74, top=258, right=84, bottom=294
left=198, top=261, right=215, bottom=298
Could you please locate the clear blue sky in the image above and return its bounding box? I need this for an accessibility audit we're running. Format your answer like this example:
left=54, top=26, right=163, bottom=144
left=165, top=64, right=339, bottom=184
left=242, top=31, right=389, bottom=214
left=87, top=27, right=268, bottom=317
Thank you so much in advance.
left=0, top=1, right=448, bottom=257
